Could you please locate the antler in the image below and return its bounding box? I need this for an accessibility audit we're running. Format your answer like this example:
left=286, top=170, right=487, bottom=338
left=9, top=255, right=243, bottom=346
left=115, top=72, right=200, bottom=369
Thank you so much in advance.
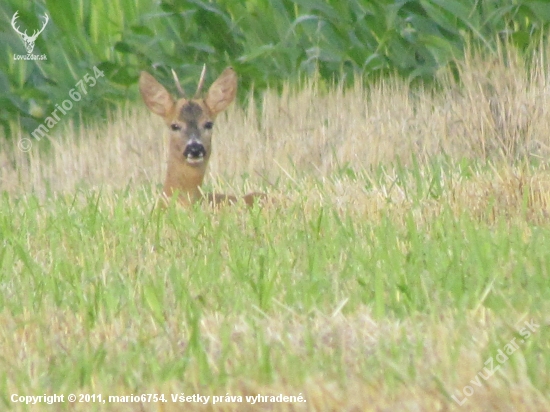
left=169, top=65, right=208, bottom=98
left=194, top=64, right=207, bottom=98
left=29, top=13, right=49, bottom=40
left=171, top=69, right=185, bottom=97
left=11, top=11, right=26, bottom=37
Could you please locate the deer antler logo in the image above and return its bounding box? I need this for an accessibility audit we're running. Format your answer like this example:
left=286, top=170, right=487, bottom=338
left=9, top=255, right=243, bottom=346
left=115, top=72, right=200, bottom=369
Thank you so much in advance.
left=11, top=11, right=49, bottom=54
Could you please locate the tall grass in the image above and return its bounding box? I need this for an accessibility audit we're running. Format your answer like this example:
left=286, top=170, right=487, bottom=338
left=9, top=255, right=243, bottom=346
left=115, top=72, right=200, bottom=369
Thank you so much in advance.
left=1, top=45, right=550, bottom=411
left=4, top=44, right=550, bottom=197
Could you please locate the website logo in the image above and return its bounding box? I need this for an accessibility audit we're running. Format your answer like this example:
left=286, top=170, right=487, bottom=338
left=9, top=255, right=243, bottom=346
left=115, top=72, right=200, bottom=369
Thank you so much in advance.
left=11, top=11, right=48, bottom=60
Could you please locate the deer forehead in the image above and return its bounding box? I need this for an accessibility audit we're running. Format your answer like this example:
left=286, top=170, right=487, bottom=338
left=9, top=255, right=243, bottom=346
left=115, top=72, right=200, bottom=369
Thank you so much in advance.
left=172, top=99, right=212, bottom=125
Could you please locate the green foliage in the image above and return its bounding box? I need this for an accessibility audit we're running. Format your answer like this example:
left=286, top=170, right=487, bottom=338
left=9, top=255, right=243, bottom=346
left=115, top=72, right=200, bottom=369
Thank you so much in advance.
left=1, top=0, right=549, bottom=138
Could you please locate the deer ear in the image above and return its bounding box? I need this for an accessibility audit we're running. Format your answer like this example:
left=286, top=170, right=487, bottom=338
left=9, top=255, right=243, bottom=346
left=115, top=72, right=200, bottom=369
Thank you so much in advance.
left=139, top=71, right=175, bottom=118
left=204, top=67, right=237, bottom=116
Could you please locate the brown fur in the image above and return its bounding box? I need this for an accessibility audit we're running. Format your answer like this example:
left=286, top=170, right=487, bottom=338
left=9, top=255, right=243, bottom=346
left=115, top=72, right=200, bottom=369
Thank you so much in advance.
left=139, top=67, right=265, bottom=207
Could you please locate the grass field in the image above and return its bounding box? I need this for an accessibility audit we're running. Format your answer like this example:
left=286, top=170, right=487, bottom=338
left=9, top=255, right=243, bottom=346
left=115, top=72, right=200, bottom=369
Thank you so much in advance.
left=1, top=48, right=550, bottom=411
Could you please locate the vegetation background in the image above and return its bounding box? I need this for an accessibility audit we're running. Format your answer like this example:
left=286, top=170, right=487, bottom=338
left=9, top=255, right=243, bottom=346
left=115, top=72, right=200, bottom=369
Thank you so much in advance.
left=1, top=0, right=550, bottom=138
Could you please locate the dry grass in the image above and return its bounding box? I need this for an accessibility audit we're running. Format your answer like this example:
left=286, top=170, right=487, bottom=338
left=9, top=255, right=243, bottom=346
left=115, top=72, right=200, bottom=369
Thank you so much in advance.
left=2, top=46, right=550, bottom=198
left=2, top=306, right=547, bottom=411
left=1, top=45, right=550, bottom=411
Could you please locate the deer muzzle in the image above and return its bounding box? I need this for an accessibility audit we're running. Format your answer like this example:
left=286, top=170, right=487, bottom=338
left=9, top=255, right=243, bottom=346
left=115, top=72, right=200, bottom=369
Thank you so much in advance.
left=183, top=141, right=206, bottom=165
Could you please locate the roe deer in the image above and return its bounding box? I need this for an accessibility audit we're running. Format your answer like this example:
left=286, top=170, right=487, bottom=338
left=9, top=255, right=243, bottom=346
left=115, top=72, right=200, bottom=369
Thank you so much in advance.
left=139, top=67, right=265, bottom=207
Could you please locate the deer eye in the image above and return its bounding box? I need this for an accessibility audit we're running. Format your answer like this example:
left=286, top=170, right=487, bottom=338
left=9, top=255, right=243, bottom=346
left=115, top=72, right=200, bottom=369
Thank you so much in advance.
left=204, top=121, right=214, bottom=130
left=170, top=123, right=181, bottom=131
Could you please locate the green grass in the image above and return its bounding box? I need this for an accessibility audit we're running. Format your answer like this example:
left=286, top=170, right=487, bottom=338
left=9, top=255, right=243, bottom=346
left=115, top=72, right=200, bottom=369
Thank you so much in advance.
left=2, top=44, right=550, bottom=410
left=1, top=162, right=549, bottom=411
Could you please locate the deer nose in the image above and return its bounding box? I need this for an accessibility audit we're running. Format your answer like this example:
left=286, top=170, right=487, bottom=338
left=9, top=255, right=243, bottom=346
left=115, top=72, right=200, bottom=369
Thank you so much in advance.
left=183, top=141, right=206, bottom=159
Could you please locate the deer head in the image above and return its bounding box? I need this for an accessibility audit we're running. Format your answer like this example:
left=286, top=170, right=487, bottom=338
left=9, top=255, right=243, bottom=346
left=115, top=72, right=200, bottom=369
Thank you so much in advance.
left=11, top=11, right=49, bottom=54
left=139, top=67, right=238, bottom=205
